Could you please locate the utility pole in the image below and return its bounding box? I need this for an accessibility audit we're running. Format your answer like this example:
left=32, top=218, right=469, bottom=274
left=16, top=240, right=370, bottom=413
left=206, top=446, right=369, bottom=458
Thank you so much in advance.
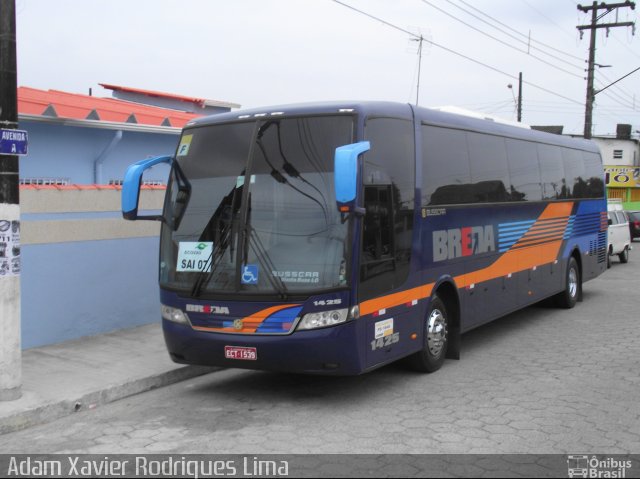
left=0, top=0, right=21, bottom=401
left=517, top=72, right=523, bottom=123
left=412, top=35, right=425, bottom=106
left=508, top=73, right=523, bottom=122
left=577, top=1, right=635, bottom=139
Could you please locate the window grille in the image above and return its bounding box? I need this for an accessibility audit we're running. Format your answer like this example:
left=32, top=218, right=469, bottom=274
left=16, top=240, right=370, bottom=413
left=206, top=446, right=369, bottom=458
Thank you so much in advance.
left=20, top=177, right=70, bottom=186
left=109, top=179, right=165, bottom=186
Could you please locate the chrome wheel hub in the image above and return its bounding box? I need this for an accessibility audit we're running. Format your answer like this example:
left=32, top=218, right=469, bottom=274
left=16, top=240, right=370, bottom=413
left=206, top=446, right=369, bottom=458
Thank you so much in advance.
left=568, top=267, right=578, bottom=298
left=427, top=309, right=447, bottom=358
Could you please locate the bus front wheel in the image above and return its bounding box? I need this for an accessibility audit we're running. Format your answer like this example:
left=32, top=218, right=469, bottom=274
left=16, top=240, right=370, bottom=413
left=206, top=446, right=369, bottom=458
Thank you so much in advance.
left=407, top=294, right=448, bottom=373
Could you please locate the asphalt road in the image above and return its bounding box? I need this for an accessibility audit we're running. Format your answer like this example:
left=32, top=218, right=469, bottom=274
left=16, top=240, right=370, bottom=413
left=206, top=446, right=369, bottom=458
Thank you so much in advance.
left=1, top=246, right=639, bottom=455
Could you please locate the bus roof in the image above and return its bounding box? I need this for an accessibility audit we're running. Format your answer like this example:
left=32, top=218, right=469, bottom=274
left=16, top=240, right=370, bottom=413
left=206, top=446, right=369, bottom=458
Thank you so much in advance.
left=184, top=101, right=599, bottom=153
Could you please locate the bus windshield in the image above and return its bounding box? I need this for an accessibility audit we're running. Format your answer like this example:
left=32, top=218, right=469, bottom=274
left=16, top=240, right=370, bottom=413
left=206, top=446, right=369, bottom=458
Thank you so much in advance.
left=159, top=115, right=355, bottom=297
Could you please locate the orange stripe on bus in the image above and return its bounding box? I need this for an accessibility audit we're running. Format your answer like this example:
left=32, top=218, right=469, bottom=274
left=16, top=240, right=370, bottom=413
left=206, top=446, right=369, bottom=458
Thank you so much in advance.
left=360, top=283, right=434, bottom=317
left=358, top=202, right=574, bottom=318
left=537, top=202, right=574, bottom=219
left=192, top=303, right=301, bottom=334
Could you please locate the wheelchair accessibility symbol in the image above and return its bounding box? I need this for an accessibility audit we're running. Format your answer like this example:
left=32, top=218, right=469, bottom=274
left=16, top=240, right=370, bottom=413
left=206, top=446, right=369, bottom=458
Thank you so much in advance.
left=241, top=264, right=259, bottom=285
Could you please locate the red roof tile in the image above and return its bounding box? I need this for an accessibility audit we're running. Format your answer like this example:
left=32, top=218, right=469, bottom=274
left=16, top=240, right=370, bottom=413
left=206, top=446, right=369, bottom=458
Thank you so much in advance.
left=100, top=83, right=209, bottom=108
left=99, top=83, right=240, bottom=109
left=18, top=86, right=201, bottom=128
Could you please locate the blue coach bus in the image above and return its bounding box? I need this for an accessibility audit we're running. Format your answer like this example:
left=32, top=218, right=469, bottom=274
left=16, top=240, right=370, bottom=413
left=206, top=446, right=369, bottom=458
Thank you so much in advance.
left=122, top=102, right=607, bottom=375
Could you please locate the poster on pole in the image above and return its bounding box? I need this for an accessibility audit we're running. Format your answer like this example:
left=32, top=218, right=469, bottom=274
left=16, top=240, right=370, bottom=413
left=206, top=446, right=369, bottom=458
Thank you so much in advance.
left=0, top=220, right=20, bottom=277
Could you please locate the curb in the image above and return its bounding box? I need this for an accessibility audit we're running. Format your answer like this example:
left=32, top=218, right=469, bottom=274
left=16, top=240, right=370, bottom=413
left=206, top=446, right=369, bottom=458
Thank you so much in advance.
left=0, top=365, right=219, bottom=435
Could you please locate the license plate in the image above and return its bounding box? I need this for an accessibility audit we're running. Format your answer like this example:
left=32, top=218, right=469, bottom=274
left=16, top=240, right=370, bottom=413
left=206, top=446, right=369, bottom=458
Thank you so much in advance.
left=224, top=346, right=257, bottom=361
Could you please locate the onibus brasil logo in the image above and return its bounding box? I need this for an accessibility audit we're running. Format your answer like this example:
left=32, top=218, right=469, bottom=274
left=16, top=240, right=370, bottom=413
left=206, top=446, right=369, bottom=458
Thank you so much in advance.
left=567, top=455, right=633, bottom=478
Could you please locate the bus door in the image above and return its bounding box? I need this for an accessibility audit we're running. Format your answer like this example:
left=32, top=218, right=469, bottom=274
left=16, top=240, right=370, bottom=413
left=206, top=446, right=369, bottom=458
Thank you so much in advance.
left=360, top=116, right=417, bottom=368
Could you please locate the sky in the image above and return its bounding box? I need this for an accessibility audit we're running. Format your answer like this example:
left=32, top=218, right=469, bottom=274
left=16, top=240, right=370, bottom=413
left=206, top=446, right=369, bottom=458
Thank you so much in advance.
left=15, top=0, right=640, bottom=136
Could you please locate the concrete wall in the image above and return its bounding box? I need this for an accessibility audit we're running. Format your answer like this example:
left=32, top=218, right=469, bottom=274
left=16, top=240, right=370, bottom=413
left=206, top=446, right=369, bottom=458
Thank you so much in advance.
left=20, top=187, right=165, bottom=349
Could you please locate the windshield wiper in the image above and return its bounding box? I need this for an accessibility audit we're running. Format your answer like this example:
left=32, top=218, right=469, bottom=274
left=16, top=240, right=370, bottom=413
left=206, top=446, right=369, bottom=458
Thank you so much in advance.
left=256, top=121, right=330, bottom=227
left=190, top=220, right=233, bottom=298
left=190, top=182, right=243, bottom=297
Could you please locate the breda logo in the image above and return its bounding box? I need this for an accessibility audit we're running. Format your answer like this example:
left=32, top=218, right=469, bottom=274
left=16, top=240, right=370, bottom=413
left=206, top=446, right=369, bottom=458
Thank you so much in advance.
left=433, top=225, right=495, bottom=262
left=186, top=304, right=230, bottom=315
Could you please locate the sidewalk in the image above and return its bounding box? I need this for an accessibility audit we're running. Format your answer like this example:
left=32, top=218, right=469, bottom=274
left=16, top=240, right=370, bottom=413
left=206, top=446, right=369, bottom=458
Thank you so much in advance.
left=0, top=323, right=218, bottom=435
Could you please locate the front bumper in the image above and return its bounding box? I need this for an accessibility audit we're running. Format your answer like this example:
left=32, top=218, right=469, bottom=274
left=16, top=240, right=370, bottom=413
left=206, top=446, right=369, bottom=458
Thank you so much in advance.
left=163, top=319, right=365, bottom=375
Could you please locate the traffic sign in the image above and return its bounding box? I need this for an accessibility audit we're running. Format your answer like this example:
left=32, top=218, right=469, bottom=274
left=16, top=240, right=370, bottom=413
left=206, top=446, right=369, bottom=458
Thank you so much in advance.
left=0, top=129, right=28, bottom=156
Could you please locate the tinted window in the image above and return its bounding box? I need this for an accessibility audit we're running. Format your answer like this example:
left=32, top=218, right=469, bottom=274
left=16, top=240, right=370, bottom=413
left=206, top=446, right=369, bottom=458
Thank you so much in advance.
left=582, top=151, right=605, bottom=198
left=363, top=118, right=415, bottom=208
left=537, top=144, right=565, bottom=200
left=422, top=126, right=471, bottom=205
left=505, top=139, right=542, bottom=201
left=466, top=132, right=510, bottom=202
left=361, top=118, right=415, bottom=301
left=562, top=148, right=586, bottom=199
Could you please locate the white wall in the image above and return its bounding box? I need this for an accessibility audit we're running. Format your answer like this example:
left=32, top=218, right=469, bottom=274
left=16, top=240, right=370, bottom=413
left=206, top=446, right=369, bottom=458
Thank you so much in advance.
left=594, top=137, right=639, bottom=166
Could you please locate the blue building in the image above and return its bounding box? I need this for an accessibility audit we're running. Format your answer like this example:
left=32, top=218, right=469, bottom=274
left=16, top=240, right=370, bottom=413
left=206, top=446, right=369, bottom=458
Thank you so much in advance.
left=17, top=85, right=239, bottom=348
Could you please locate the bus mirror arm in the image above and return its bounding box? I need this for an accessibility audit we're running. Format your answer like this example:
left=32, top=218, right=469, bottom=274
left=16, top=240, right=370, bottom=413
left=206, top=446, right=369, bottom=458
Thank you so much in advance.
left=353, top=206, right=366, bottom=216
left=340, top=206, right=366, bottom=224
left=122, top=155, right=174, bottom=222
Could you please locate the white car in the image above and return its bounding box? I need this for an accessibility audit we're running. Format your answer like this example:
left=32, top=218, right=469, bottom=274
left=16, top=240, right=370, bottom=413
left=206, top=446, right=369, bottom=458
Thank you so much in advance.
left=607, top=200, right=631, bottom=267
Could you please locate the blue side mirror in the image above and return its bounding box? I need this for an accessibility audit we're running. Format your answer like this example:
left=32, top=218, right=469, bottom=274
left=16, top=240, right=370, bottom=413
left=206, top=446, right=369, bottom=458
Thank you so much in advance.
left=334, top=141, right=370, bottom=212
left=122, top=155, right=173, bottom=220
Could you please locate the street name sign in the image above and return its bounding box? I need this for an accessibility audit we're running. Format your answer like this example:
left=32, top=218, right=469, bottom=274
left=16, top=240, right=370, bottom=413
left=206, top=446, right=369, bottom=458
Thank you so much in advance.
left=0, top=128, right=28, bottom=156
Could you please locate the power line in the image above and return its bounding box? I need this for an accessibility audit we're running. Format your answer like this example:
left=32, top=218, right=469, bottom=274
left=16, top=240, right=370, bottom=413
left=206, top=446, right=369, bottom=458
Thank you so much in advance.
left=330, top=0, right=584, bottom=106
left=419, top=0, right=584, bottom=79
left=596, top=66, right=640, bottom=96
left=521, top=0, right=579, bottom=40
left=597, top=87, right=639, bottom=111
left=595, top=81, right=638, bottom=109
left=596, top=69, right=638, bottom=104
left=609, top=30, right=640, bottom=61
left=449, top=0, right=585, bottom=63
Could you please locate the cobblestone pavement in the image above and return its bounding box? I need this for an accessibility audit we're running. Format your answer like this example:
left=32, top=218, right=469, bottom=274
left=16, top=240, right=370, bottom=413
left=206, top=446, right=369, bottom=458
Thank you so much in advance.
left=1, top=252, right=639, bottom=455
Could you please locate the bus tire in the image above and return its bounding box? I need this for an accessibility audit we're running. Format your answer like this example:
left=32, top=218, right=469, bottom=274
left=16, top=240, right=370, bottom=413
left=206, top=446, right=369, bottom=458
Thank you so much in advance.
left=407, top=294, right=448, bottom=373
left=555, top=256, right=580, bottom=309
left=619, top=246, right=629, bottom=264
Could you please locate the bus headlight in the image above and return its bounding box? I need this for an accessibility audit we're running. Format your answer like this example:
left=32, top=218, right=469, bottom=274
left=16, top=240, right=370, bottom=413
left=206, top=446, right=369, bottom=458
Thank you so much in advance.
left=161, top=305, right=190, bottom=325
left=297, top=308, right=349, bottom=331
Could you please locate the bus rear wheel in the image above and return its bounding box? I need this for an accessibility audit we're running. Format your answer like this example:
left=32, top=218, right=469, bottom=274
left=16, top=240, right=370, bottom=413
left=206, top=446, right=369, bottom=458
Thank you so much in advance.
left=407, top=295, right=448, bottom=373
left=555, top=256, right=580, bottom=309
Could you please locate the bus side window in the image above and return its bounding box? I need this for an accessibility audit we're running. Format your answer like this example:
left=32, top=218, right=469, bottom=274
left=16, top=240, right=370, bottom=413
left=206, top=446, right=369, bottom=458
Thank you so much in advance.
left=362, top=185, right=393, bottom=261
left=360, top=117, right=415, bottom=301
left=505, top=138, right=542, bottom=202
left=582, top=151, right=606, bottom=198
left=538, top=144, right=565, bottom=200
left=422, top=126, right=471, bottom=205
